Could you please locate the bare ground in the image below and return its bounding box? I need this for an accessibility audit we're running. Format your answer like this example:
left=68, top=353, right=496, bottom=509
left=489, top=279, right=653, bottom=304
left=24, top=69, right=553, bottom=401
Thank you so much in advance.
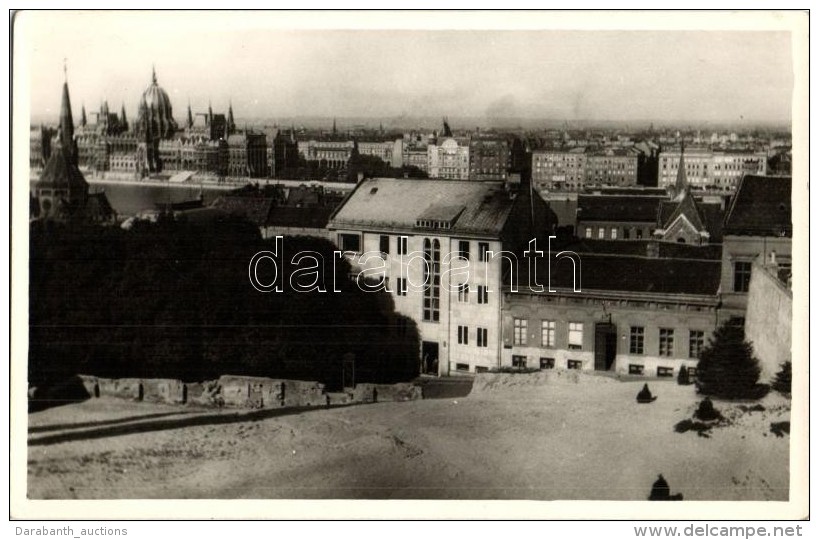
left=26, top=373, right=790, bottom=500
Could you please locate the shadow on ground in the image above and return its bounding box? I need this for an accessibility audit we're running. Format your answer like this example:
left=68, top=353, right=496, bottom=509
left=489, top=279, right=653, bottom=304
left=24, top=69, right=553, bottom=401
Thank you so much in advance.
left=28, top=402, right=364, bottom=447
left=28, top=376, right=92, bottom=413
left=414, top=376, right=473, bottom=399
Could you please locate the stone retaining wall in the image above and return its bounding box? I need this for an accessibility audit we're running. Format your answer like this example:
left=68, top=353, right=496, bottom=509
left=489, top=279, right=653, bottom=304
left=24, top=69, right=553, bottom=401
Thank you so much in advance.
left=70, top=374, right=422, bottom=409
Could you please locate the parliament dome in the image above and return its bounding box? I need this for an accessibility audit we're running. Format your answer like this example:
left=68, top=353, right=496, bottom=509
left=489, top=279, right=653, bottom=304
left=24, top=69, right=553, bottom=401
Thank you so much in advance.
left=136, top=67, right=178, bottom=139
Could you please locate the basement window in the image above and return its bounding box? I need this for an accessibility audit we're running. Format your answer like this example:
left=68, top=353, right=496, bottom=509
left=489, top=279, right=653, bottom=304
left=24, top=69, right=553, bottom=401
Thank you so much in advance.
left=657, top=366, right=674, bottom=378
left=455, top=363, right=470, bottom=372
left=629, top=364, right=645, bottom=375
left=567, top=360, right=582, bottom=370
left=540, top=357, right=555, bottom=370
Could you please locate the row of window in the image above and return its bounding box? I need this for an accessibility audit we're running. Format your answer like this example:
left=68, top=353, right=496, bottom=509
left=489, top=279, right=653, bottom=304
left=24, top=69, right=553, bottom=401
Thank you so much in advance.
left=630, top=326, right=705, bottom=358
left=629, top=364, right=696, bottom=377
left=368, top=235, right=492, bottom=262
left=456, top=283, right=490, bottom=305
left=456, top=325, right=489, bottom=347
left=584, top=226, right=646, bottom=240
left=511, top=355, right=582, bottom=370
left=512, top=319, right=583, bottom=350
left=510, top=319, right=706, bottom=359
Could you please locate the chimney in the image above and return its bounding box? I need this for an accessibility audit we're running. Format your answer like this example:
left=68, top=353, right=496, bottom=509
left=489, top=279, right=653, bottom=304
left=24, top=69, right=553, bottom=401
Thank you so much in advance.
left=646, top=241, right=660, bottom=258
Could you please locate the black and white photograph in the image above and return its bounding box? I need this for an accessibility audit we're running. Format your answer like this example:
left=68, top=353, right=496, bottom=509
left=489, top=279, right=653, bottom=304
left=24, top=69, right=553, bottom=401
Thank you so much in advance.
left=10, top=9, right=809, bottom=520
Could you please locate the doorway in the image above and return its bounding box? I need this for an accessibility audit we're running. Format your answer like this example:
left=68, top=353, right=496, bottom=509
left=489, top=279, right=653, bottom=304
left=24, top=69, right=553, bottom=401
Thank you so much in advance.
left=421, top=341, right=439, bottom=375
left=594, top=322, right=617, bottom=371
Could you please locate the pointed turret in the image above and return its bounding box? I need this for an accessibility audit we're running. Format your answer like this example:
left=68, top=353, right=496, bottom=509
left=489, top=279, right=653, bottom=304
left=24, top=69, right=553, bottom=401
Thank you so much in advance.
left=186, top=100, right=194, bottom=129
left=152, top=64, right=157, bottom=84
left=227, top=101, right=235, bottom=135
left=80, top=104, right=87, bottom=127
left=672, top=141, right=688, bottom=201
left=332, top=118, right=337, bottom=136
left=442, top=116, right=452, bottom=138
left=121, top=103, right=128, bottom=131
left=59, top=65, right=76, bottom=165
left=208, top=100, right=213, bottom=126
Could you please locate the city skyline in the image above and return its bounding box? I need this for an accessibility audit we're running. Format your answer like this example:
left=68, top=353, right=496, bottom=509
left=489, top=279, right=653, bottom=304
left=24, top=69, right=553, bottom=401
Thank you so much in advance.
left=19, top=12, right=795, bottom=127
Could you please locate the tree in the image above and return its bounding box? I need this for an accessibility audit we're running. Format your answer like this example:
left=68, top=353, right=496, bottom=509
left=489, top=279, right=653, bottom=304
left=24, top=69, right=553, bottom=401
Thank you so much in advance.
left=696, top=322, right=764, bottom=399
left=771, top=361, right=792, bottom=395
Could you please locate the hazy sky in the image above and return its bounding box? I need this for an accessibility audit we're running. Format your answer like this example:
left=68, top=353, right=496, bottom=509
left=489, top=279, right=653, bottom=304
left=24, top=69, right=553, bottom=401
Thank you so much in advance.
left=18, top=12, right=795, bottom=125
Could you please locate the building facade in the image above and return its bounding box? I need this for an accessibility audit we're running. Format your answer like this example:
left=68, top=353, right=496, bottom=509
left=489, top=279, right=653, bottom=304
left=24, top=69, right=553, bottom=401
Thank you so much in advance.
left=327, top=177, right=553, bottom=375
left=501, top=253, right=722, bottom=378
left=531, top=147, right=587, bottom=191
left=427, top=138, right=470, bottom=180
left=468, top=137, right=509, bottom=181
left=658, top=147, right=768, bottom=189
left=584, top=148, right=639, bottom=187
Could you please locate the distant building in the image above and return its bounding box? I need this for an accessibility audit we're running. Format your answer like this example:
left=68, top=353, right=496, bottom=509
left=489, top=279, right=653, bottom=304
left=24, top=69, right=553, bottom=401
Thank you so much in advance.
left=298, top=140, right=355, bottom=169
left=272, top=128, right=300, bottom=177
left=427, top=137, right=470, bottom=180
left=468, top=136, right=509, bottom=181
left=327, top=177, right=554, bottom=375
left=31, top=75, right=114, bottom=224
left=358, top=139, right=404, bottom=169
left=403, top=145, right=430, bottom=174
left=531, top=147, right=587, bottom=191
left=584, top=148, right=639, bottom=187
left=658, top=145, right=767, bottom=189
left=226, top=131, right=268, bottom=178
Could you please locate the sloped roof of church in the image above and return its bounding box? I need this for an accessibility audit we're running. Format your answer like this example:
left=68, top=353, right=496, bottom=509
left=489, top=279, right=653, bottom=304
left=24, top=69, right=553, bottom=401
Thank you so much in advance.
left=36, top=146, right=88, bottom=191
left=577, top=195, right=663, bottom=223
left=660, top=190, right=705, bottom=231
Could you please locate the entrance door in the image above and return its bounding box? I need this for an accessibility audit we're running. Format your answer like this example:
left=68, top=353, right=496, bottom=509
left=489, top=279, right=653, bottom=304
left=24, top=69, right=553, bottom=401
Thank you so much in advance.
left=594, top=322, right=617, bottom=371
left=421, top=341, right=439, bottom=375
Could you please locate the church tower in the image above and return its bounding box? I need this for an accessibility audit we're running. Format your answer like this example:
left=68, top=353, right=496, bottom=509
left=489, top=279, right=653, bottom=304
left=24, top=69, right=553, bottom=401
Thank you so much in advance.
left=58, top=64, right=78, bottom=166
left=227, top=101, right=236, bottom=136
left=669, top=141, right=688, bottom=201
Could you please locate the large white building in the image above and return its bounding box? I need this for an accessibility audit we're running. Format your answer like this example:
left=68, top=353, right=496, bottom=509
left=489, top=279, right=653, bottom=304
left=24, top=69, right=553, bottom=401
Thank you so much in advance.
left=327, top=177, right=552, bottom=375
left=427, top=138, right=470, bottom=180
left=658, top=147, right=767, bottom=189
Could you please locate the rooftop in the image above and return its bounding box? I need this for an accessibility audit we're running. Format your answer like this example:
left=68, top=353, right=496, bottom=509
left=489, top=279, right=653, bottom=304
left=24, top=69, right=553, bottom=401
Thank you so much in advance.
left=724, top=175, right=792, bottom=237
left=515, top=253, right=721, bottom=297
left=328, top=177, right=520, bottom=237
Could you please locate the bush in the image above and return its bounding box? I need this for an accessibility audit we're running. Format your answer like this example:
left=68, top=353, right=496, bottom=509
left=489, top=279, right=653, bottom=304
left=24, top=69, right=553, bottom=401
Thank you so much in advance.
left=677, top=366, right=690, bottom=385
left=696, top=322, right=763, bottom=399
left=771, top=361, right=792, bottom=395
left=694, top=397, right=721, bottom=422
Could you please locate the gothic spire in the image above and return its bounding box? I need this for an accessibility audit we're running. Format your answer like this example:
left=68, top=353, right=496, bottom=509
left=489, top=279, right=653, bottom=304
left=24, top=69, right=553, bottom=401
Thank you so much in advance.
left=59, top=66, right=76, bottom=163
left=80, top=104, right=87, bottom=127
left=186, top=99, right=194, bottom=129
left=673, top=140, right=688, bottom=201
left=152, top=64, right=157, bottom=84
left=227, top=101, right=235, bottom=134
left=332, top=118, right=337, bottom=136
left=121, top=103, right=129, bottom=131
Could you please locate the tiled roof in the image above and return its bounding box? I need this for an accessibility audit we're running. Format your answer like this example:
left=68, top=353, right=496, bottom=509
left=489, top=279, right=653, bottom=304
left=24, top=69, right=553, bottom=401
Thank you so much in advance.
left=577, top=195, right=664, bottom=223
left=265, top=206, right=334, bottom=229
left=328, top=178, right=519, bottom=237
left=563, top=239, right=722, bottom=260
left=210, top=196, right=275, bottom=226
left=658, top=199, right=724, bottom=242
left=36, top=146, right=88, bottom=191
left=724, top=175, right=792, bottom=236
left=515, top=253, right=721, bottom=296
